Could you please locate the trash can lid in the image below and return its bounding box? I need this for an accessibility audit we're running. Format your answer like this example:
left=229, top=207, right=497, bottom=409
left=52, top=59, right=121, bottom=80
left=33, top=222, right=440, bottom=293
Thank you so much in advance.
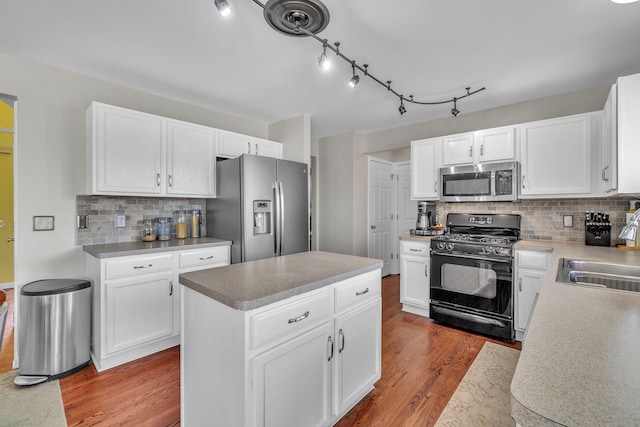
left=21, top=279, right=91, bottom=296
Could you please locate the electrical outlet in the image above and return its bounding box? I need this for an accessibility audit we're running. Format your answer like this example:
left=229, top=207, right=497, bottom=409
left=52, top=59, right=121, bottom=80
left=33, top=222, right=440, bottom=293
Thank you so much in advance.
left=114, top=214, right=126, bottom=228
left=563, top=215, right=573, bottom=227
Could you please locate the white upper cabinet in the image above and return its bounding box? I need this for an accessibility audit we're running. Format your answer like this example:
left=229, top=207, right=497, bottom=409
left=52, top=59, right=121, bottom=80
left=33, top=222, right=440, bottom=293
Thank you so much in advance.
left=520, top=113, right=595, bottom=198
left=441, top=126, right=516, bottom=166
left=599, top=84, right=618, bottom=195
left=87, top=102, right=164, bottom=195
left=616, top=72, right=640, bottom=195
left=217, top=130, right=282, bottom=159
left=87, top=102, right=217, bottom=197
left=411, top=138, right=440, bottom=200
left=441, top=132, right=475, bottom=166
left=165, top=119, right=216, bottom=197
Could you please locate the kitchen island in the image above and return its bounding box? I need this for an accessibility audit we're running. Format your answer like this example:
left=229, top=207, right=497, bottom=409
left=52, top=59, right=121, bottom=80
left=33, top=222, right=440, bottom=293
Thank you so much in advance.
left=511, top=241, right=640, bottom=426
left=179, top=251, right=383, bottom=427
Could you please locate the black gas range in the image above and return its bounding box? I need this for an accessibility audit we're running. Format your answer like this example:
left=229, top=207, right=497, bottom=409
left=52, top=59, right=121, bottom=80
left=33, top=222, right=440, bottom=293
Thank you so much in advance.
left=429, top=213, right=521, bottom=341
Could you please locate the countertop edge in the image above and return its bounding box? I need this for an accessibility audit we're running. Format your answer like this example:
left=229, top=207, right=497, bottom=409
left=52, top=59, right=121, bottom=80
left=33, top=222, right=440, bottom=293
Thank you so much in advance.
left=83, top=238, right=231, bottom=258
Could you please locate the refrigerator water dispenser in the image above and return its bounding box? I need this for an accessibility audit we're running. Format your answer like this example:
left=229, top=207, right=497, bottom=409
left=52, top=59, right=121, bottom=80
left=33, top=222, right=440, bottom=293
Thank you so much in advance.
left=253, top=200, right=271, bottom=235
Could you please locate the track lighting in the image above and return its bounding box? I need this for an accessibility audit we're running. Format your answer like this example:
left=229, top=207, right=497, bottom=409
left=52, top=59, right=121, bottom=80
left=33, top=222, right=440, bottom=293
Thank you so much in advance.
left=318, top=40, right=330, bottom=71
left=451, top=97, right=460, bottom=117
left=348, top=62, right=359, bottom=88
left=234, top=0, right=486, bottom=117
left=214, top=0, right=232, bottom=17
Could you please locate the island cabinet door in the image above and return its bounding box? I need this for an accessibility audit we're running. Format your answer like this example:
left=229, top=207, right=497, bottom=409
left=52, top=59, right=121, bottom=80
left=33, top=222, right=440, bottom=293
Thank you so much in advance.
left=333, top=298, right=382, bottom=418
left=251, top=322, right=332, bottom=427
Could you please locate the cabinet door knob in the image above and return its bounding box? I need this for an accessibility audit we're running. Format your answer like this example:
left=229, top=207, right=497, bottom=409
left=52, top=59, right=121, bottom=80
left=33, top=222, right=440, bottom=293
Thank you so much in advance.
left=247, top=142, right=251, bottom=153
left=370, top=225, right=377, bottom=229
left=156, top=173, right=161, bottom=186
left=168, top=174, right=173, bottom=188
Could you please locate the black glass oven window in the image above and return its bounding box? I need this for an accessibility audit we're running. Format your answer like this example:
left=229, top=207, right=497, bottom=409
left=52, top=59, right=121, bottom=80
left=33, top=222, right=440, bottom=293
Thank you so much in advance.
left=441, top=263, right=497, bottom=298
left=442, top=172, right=491, bottom=197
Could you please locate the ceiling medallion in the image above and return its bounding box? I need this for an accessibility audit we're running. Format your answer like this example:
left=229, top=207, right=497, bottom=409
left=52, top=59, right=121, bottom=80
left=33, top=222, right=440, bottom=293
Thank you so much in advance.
left=263, top=0, right=330, bottom=36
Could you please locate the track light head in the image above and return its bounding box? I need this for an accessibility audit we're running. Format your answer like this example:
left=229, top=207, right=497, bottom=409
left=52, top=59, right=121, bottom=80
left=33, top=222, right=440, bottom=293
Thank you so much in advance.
left=398, top=98, right=407, bottom=115
left=318, top=41, right=331, bottom=71
left=348, top=74, right=360, bottom=88
left=451, top=98, right=460, bottom=117
left=214, top=0, right=232, bottom=17
left=348, top=62, right=359, bottom=88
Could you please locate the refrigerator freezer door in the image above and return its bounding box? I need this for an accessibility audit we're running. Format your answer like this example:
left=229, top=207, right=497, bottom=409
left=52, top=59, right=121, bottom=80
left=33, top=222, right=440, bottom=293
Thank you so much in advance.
left=276, top=159, right=309, bottom=256
left=241, top=155, right=278, bottom=262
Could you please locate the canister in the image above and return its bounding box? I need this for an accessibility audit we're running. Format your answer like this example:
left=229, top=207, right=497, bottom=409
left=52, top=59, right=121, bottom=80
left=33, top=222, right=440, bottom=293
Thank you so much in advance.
left=156, top=217, right=172, bottom=240
left=191, top=210, right=201, bottom=238
left=175, top=211, right=188, bottom=239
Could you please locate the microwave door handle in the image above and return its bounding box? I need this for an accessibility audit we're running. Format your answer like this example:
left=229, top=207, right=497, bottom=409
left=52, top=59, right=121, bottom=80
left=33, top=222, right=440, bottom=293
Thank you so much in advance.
left=490, top=171, right=496, bottom=196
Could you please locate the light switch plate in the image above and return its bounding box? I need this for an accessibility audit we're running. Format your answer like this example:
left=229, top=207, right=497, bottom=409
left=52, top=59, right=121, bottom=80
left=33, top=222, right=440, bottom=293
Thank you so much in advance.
left=563, top=215, right=573, bottom=227
left=33, top=215, right=55, bottom=231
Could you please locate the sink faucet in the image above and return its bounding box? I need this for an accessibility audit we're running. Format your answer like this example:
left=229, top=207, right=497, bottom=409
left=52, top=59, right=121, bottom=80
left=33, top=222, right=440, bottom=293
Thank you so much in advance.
left=619, top=208, right=640, bottom=241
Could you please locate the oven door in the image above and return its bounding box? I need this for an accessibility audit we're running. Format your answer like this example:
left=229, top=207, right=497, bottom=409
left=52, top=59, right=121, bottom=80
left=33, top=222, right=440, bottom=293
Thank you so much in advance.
left=429, top=252, right=514, bottom=341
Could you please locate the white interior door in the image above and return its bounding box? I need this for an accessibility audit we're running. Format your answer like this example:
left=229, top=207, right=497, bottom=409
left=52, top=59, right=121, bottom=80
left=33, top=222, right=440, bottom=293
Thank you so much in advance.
left=368, top=158, right=392, bottom=277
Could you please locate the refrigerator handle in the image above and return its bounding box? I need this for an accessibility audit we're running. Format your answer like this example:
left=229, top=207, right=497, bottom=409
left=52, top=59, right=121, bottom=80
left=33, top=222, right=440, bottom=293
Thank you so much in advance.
left=274, top=182, right=281, bottom=256
left=279, top=181, right=285, bottom=256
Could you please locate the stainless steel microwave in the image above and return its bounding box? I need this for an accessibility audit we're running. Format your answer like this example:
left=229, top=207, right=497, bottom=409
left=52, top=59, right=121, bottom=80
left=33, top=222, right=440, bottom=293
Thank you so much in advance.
left=439, top=161, right=519, bottom=202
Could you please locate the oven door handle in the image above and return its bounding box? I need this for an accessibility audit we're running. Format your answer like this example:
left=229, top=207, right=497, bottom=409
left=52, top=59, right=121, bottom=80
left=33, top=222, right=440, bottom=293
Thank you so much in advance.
left=431, top=251, right=512, bottom=264
left=432, top=305, right=507, bottom=328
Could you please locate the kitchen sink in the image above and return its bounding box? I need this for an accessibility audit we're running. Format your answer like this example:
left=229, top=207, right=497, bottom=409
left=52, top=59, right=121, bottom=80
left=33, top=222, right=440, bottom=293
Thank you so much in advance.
left=556, top=258, right=640, bottom=293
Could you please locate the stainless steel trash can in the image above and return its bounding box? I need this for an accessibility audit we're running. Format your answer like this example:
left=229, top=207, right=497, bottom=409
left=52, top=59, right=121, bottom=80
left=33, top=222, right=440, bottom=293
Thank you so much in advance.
left=14, top=279, right=91, bottom=386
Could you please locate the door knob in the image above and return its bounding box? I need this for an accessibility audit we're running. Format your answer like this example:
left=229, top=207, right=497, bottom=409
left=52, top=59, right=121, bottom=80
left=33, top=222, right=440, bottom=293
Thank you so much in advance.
left=370, top=225, right=377, bottom=229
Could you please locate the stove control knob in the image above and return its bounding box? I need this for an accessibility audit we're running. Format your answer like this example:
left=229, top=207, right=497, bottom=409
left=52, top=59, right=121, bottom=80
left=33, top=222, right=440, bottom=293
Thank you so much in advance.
left=437, top=242, right=446, bottom=250
left=446, top=243, right=455, bottom=251
left=481, top=246, right=492, bottom=254
left=493, top=247, right=503, bottom=255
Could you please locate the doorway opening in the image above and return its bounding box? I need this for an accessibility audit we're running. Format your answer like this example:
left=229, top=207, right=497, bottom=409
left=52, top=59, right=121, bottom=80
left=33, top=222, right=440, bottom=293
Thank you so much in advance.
left=0, top=94, right=16, bottom=289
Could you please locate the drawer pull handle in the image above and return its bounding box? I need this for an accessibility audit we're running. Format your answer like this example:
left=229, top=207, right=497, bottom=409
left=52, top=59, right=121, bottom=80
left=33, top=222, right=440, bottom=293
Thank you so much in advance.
left=288, top=311, right=310, bottom=324
left=199, top=256, right=214, bottom=260
left=339, top=329, right=345, bottom=353
left=409, top=248, right=422, bottom=252
left=133, top=264, right=153, bottom=269
left=356, top=288, right=369, bottom=296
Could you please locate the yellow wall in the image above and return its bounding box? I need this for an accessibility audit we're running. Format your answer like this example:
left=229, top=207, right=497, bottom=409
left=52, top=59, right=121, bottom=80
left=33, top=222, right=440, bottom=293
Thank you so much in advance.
left=0, top=98, right=14, bottom=285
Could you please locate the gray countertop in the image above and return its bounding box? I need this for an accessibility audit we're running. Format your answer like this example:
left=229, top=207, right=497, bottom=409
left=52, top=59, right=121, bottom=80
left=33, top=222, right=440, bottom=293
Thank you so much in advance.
left=179, top=251, right=383, bottom=311
left=511, top=240, right=640, bottom=426
left=83, top=237, right=231, bottom=258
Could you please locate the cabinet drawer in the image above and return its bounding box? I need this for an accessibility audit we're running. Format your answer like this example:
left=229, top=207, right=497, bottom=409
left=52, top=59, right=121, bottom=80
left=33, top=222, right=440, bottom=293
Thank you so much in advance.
left=517, top=251, right=549, bottom=270
left=105, top=254, right=173, bottom=280
left=250, top=289, right=330, bottom=350
left=401, top=241, right=430, bottom=257
left=179, top=246, right=229, bottom=270
left=334, top=271, right=381, bottom=313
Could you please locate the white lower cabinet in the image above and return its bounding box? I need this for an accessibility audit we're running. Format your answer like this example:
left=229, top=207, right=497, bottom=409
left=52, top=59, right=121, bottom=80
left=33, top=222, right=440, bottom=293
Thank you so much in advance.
left=86, top=245, right=230, bottom=372
left=514, top=250, right=549, bottom=341
left=105, top=271, right=176, bottom=355
left=400, top=240, right=430, bottom=317
left=181, top=269, right=382, bottom=427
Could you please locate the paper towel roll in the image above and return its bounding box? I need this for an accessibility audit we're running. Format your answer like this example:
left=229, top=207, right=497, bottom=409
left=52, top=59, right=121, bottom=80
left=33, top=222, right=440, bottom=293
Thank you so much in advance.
left=626, top=212, right=638, bottom=248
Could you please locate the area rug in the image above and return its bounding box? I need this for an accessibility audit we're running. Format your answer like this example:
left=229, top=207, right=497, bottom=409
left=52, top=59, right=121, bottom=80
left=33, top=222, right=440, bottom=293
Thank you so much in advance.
left=0, top=370, right=67, bottom=426
left=434, top=342, right=520, bottom=427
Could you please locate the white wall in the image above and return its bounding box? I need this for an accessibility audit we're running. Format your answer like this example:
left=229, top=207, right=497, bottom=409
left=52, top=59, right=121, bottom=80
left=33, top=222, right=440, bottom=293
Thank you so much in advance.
left=268, top=114, right=311, bottom=165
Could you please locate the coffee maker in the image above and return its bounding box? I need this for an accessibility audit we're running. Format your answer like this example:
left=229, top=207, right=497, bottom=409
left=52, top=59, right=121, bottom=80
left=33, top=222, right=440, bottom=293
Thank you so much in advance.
left=414, top=201, right=436, bottom=235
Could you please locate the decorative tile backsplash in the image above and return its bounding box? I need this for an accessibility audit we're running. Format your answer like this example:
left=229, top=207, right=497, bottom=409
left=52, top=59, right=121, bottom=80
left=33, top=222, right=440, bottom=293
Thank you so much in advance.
left=436, top=197, right=635, bottom=245
left=77, top=195, right=207, bottom=245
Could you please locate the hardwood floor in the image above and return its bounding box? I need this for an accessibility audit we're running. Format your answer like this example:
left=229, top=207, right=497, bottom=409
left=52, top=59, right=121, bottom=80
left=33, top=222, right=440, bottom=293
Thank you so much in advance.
left=0, top=275, right=520, bottom=426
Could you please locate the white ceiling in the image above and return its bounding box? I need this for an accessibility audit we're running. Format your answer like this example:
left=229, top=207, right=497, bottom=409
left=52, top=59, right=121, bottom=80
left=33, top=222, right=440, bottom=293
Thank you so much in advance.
left=1, top=0, right=640, bottom=139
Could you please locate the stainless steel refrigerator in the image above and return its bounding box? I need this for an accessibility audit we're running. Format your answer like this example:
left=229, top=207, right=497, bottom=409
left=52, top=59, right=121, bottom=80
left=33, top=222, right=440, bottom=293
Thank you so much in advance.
left=207, top=154, right=309, bottom=264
